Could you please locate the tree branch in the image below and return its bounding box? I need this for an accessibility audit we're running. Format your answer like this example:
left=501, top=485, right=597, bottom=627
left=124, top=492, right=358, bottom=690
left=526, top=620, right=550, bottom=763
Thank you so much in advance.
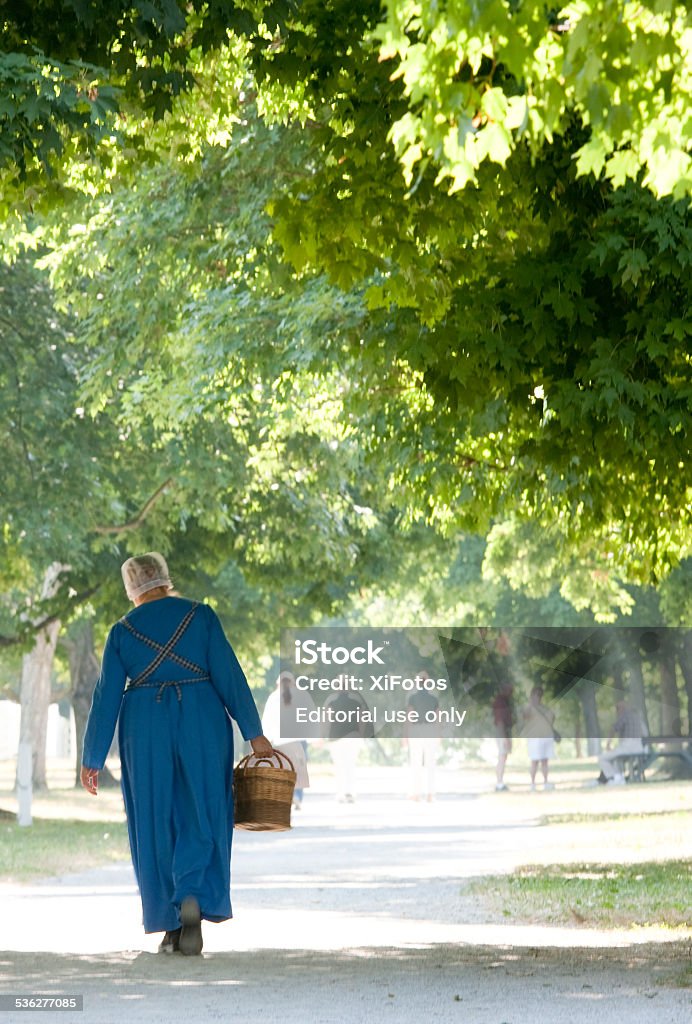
left=92, top=477, right=174, bottom=535
left=0, top=585, right=101, bottom=648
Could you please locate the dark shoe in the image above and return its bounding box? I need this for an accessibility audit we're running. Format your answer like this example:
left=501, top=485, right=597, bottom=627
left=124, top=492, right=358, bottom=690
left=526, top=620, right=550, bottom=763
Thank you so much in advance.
left=179, top=897, right=203, bottom=956
left=158, top=928, right=181, bottom=953
left=597, top=771, right=608, bottom=785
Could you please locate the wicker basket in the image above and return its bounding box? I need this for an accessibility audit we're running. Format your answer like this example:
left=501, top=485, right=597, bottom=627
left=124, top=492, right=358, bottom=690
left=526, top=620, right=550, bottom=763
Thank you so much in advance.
left=233, top=750, right=296, bottom=831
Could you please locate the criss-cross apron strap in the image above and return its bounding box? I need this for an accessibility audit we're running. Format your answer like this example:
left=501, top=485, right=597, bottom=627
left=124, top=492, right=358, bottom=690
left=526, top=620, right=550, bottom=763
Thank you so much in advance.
left=120, top=602, right=206, bottom=686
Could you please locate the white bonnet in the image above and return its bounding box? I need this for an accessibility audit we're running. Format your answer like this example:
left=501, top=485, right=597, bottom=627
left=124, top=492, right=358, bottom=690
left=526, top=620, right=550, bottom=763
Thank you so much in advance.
left=121, top=552, right=172, bottom=600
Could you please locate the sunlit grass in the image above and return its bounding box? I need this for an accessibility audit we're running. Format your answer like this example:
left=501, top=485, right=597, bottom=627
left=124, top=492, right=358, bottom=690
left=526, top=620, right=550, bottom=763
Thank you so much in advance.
left=0, top=818, right=130, bottom=882
left=473, top=860, right=692, bottom=929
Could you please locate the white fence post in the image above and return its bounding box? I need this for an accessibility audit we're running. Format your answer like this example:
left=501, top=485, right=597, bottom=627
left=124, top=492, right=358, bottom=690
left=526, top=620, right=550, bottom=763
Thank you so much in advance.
left=17, top=741, right=32, bottom=827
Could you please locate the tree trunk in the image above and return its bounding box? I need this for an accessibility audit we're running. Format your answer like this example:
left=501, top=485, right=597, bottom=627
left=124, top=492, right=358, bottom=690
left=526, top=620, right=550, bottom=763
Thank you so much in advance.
left=579, top=681, right=601, bottom=755
left=16, top=564, right=65, bottom=790
left=622, top=631, right=650, bottom=735
left=677, top=632, right=692, bottom=737
left=573, top=703, right=582, bottom=759
left=658, top=631, right=682, bottom=737
left=65, top=619, right=120, bottom=788
left=67, top=620, right=99, bottom=787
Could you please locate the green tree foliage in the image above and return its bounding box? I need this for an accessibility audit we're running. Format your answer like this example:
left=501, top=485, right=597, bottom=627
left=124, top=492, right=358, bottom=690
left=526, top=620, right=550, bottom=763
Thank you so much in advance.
left=0, top=51, right=118, bottom=217
left=221, top=1, right=692, bottom=585
left=0, top=231, right=401, bottom=654
left=39, top=108, right=690, bottom=610
left=262, top=122, right=691, bottom=585
left=0, top=256, right=104, bottom=575
left=238, top=0, right=692, bottom=198
left=376, top=0, right=692, bottom=198
left=4, top=1, right=691, bottom=209
left=0, top=254, right=170, bottom=642
left=0, top=1, right=249, bottom=214
left=2, top=2, right=690, bottom=618
left=38, top=118, right=402, bottom=626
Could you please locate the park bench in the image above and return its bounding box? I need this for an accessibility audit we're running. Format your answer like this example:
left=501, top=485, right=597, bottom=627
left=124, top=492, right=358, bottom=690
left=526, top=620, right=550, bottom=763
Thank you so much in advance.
left=613, top=736, right=692, bottom=783
left=612, top=751, right=647, bottom=783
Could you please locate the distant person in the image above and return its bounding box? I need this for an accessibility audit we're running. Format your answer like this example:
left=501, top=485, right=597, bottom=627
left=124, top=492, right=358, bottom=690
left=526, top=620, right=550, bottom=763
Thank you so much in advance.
left=522, top=686, right=556, bottom=791
left=464, top=630, right=515, bottom=791
left=598, top=699, right=647, bottom=785
left=492, top=681, right=514, bottom=791
left=406, top=671, right=441, bottom=802
left=261, top=672, right=312, bottom=809
left=325, top=683, right=372, bottom=803
left=81, top=552, right=273, bottom=955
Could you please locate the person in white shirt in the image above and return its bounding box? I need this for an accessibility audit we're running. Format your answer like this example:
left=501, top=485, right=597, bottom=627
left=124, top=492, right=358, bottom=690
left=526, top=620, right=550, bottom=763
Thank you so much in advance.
left=521, top=686, right=557, bottom=791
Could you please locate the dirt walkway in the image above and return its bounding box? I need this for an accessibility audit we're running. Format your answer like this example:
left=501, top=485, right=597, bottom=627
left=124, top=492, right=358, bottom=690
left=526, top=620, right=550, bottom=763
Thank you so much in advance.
left=1, top=782, right=690, bottom=1022
left=1, top=943, right=689, bottom=1024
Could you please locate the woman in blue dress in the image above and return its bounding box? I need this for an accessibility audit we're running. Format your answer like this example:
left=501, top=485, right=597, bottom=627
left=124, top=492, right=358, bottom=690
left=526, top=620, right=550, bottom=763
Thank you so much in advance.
left=81, top=552, right=273, bottom=955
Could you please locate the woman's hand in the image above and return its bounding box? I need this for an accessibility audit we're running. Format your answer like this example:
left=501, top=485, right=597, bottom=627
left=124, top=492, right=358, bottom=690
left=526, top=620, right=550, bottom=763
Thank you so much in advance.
left=81, top=766, right=99, bottom=796
left=250, top=735, right=275, bottom=758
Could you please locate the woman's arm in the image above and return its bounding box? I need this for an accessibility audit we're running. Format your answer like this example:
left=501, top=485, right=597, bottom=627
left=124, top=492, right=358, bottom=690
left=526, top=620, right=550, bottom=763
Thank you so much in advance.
left=204, top=605, right=265, bottom=741
left=81, top=626, right=128, bottom=781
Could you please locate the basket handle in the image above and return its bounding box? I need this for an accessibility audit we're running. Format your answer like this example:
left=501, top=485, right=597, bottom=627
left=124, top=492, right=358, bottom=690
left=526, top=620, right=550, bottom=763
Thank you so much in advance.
left=236, top=749, right=295, bottom=772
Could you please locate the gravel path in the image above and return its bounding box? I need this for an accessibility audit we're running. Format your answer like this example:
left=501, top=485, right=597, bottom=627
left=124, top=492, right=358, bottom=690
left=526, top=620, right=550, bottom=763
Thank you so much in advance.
left=1, top=781, right=690, bottom=1022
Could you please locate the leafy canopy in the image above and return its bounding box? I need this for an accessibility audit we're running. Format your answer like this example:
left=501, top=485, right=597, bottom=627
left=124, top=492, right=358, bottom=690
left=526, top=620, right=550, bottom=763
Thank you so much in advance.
left=376, top=0, right=692, bottom=198
left=1, top=1, right=690, bottom=623
left=40, top=109, right=691, bottom=602
left=2, top=1, right=692, bottom=212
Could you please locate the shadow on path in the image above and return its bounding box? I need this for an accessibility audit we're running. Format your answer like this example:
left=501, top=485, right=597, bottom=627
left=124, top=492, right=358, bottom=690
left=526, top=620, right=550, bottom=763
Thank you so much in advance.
left=1, top=943, right=690, bottom=1024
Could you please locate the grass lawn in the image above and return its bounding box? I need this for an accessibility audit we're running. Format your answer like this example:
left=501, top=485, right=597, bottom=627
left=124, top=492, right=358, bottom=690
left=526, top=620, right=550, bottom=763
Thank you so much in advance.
left=0, top=816, right=130, bottom=882
left=472, top=859, right=691, bottom=929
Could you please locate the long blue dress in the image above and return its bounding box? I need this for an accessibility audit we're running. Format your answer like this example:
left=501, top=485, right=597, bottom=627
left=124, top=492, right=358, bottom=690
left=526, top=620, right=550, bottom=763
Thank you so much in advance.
left=82, top=596, right=262, bottom=933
